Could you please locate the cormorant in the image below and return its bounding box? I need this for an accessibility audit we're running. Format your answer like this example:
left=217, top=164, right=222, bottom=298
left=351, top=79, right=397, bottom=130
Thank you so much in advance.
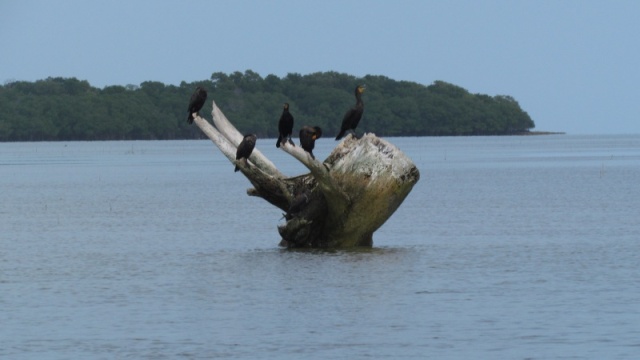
left=187, top=86, right=207, bottom=124
left=235, top=134, right=257, bottom=172
left=285, top=189, right=312, bottom=220
left=276, top=103, right=295, bottom=148
left=335, top=85, right=365, bottom=140
left=299, top=126, right=322, bottom=159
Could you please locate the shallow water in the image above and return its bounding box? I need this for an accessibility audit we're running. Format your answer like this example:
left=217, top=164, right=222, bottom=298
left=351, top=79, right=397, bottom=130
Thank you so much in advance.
left=1, top=135, right=639, bottom=359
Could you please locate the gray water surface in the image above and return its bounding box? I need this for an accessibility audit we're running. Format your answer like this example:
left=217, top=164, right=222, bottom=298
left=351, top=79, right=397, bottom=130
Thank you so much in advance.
left=1, top=135, right=639, bottom=359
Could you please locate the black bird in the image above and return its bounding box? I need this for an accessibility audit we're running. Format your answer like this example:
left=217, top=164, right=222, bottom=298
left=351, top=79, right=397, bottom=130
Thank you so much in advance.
left=299, top=126, right=322, bottom=159
left=335, top=85, right=365, bottom=140
left=187, top=86, right=207, bottom=124
left=285, top=189, right=312, bottom=220
left=276, top=103, right=295, bottom=148
left=235, top=134, right=257, bottom=172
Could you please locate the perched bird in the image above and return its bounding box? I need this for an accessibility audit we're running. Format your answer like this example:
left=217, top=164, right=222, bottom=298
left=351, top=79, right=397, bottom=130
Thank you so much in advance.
left=235, top=134, right=257, bottom=172
left=187, top=86, right=207, bottom=124
left=276, top=103, right=295, bottom=148
left=335, top=85, right=365, bottom=140
left=299, top=126, right=322, bottom=159
left=285, top=189, right=312, bottom=220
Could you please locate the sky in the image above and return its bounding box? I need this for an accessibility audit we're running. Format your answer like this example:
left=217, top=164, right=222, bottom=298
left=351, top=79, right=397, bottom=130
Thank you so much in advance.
left=1, top=0, right=639, bottom=134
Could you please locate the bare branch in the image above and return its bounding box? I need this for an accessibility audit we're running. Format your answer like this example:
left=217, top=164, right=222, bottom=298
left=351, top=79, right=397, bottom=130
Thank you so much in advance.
left=193, top=114, right=236, bottom=163
left=210, top=100, right=283, bottom=179
left=279, top=141, right=350, bottom=210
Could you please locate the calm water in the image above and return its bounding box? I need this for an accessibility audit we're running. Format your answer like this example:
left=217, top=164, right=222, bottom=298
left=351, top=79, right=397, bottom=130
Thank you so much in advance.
left=1, top=135, right=639, bottom=359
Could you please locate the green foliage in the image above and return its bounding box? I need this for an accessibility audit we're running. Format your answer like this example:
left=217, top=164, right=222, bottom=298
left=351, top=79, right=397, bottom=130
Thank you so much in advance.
left=0, top=72, right=534, bottom=141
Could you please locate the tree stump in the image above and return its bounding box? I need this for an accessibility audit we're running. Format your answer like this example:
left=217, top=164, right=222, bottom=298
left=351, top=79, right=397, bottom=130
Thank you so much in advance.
left=193, top=100, right=420, bottom=248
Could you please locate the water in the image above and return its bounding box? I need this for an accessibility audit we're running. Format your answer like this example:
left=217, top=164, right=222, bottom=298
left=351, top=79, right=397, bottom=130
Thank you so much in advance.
left=1, top=135, right=639, bottom=359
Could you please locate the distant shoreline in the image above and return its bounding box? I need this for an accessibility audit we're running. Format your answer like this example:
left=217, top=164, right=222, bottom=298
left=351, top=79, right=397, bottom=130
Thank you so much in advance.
left=0, top=132, right=570, bottom=143
left=513, top=131, right=566, bottom=136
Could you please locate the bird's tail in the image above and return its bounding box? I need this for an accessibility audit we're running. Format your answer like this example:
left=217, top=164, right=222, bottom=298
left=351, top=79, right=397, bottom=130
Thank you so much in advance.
left=335, top=130, right=345, bottom=140
left=276, top=135, right=282, bottom=148
left=234, top=165, right=239, bottom=172
left=187, top=113, right=194, bottom=125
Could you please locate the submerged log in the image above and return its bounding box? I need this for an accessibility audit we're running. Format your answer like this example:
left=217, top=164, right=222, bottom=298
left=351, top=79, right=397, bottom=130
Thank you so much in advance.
left=193, top=100, right=420, bottom=248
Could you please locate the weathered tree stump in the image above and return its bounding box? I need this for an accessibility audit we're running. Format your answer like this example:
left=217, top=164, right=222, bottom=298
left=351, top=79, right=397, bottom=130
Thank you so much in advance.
left=193, top=100, right=420, bottom=248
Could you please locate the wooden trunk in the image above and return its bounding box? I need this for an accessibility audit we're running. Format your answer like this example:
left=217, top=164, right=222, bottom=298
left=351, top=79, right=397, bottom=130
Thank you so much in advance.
left=193, top=101, right=420, bottom=248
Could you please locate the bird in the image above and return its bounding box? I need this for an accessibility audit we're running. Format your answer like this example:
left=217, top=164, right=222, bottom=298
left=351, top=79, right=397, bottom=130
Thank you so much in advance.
left=276, top=103, right=295, bottom=148
left=335, top=85, right=365, bottom=140
left=285, top=189, right=312, bottom=220
left=235, top=134, right=257, bottom=172
left=299, top=126, right=322, bottom=159
left=187, top=86, right=207, bottom=124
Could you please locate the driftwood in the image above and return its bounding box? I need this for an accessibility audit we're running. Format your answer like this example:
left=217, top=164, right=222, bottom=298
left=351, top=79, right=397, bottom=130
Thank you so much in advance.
left=193, top=100, right=420, bottom=248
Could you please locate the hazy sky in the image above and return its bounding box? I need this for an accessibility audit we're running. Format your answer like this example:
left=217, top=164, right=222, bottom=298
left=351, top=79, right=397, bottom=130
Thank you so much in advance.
left=1, top=0, right=638, bottom=134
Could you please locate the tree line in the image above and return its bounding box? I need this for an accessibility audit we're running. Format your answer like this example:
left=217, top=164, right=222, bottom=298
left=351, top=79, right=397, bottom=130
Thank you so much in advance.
left=0, top=70, right=535, bottom=141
